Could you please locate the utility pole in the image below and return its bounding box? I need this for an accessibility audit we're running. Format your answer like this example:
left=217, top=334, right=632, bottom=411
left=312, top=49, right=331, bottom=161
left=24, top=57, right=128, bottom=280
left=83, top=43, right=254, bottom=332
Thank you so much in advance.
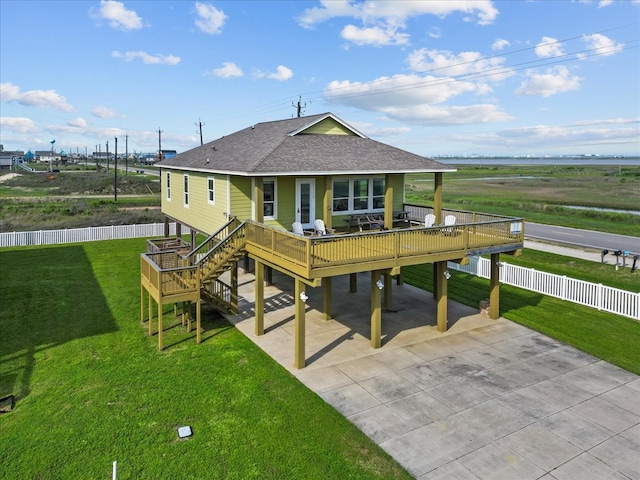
left=195, top=119, right=205, bottom=146
left=114, top=136, right=118, bottom=202
left=292, top=96, right=306, bottom=118
left=106, top=140, right=110, bottom=174
left=97, top=144, right=101, bottom=171
left=157, top=128, right=163, bottom=162
left=125, top=134, right=128, bottom=176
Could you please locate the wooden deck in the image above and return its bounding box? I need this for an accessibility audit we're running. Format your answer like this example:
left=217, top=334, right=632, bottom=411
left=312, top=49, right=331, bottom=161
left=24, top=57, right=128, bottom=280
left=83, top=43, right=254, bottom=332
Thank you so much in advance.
left=141, top=207, right=523, bottom=301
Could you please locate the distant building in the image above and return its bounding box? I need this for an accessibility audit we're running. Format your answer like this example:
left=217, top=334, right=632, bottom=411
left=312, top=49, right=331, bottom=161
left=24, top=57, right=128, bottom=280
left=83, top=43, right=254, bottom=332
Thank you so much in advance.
left=0, top=149, right=25, bottom=169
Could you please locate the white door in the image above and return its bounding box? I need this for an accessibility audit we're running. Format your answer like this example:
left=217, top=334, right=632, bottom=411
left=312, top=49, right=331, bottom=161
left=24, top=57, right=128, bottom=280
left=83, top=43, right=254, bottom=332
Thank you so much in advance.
left=295, top=179, right=315, bottom=229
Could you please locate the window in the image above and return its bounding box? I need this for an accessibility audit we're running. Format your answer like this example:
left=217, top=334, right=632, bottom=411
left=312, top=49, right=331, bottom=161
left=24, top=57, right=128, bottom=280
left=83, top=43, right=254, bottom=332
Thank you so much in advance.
left=333, top=179, right=349, bottom=212
left=183, top=174, right=189, bottom=207
left=207, top=177, right=215, bottom=204
left=332, top=177, right=385, bottom=213
left=166, top=172, right=171, bottom=201
left=263, top=179, right=276, bottom=217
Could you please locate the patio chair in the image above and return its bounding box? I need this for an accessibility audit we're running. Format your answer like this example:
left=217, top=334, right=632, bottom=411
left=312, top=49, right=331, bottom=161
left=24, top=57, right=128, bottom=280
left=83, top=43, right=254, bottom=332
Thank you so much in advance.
left=292, top=222, right=313, bottom=236
left=425, top=213, right=436, bottom=228
left=443, top=215, right=457, bottom=235
left=366, top=215, right=384, bottom=231
left=314, top=219, right=335, bottom=236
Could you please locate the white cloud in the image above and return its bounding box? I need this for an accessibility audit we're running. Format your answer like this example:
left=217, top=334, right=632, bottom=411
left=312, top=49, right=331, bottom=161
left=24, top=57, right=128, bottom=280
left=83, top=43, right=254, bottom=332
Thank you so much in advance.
left=383, top=103, right=512, bottom=125
left=256, top=65, right=293, bottom=81
left=205, top=62, right=243, bottom=78
left=492, top=38, right=510, bottom=51
left=298, top=0, right=499, bottom=29
left=194, top=2, right=227, bottom=34
left=515, top=66, right=582, bottom=97
left=535, top=37, right=564, bottom=58
left=111, top=51, right=181, bottom=65
left=91, top=106, right=123, bottom=118
left=0, top=116, right=38, bottom=133
left=406, top=48, right=514, bottom=81
left=341, top=24, right=409, bottom=47
left=0, top=82, right=73, bottom=111
left=68, top=117, right=88, bottom=128
left=94, top=0, right=143, bottom=31
left=579, top=33, right=624, bottom=59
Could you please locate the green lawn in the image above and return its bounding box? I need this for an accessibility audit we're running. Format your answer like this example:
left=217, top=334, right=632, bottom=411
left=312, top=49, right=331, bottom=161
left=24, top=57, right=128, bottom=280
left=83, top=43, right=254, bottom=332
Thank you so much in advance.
left=0, top=240, right=411, bottom=480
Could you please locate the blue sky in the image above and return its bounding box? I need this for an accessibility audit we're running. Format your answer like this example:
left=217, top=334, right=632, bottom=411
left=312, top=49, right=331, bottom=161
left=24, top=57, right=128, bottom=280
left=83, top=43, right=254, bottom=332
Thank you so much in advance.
left=1, top=0, right=639, bottom=157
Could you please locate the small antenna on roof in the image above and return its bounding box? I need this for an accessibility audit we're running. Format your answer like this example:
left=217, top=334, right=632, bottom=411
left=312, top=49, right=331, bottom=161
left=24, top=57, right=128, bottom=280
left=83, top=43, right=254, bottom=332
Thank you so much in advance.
left=292, top=96, right=306, bottom=118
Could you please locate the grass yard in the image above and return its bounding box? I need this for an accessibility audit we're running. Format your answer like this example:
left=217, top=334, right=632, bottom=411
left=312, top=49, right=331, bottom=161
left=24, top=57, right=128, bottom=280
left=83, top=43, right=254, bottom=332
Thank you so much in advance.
left=0, top=239, right=411, bottom=480
left=406, top=164, right=640, bottom=236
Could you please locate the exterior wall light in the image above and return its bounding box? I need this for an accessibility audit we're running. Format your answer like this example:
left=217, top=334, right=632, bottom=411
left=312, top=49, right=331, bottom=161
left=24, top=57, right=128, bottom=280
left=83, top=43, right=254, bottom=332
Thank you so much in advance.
left=443, top=270, right=451, bottom=280
left=376, top=279, right=384, bottom=290
left=299, top=292, right=308, bottom=303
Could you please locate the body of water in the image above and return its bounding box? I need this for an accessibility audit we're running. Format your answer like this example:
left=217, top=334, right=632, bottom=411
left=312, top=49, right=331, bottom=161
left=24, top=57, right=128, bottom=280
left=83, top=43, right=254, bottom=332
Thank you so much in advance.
left=437, top=157, right=640, bottom=166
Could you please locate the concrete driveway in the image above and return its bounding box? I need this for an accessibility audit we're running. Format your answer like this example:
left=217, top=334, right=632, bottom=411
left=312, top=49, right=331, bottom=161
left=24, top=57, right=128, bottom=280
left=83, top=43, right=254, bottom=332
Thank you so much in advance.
left=224, top=269, right=640, bottom=479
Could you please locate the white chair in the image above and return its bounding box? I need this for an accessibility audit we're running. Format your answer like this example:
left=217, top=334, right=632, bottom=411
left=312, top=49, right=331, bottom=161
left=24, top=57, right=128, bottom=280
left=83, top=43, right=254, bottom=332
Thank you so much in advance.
left=314, top=219, right=335, bottom=236
left=292, top=222, right=312, bottom=236
left=443, top=215, right=457, bottom=235
left=425, top=214, right=436, bottom=228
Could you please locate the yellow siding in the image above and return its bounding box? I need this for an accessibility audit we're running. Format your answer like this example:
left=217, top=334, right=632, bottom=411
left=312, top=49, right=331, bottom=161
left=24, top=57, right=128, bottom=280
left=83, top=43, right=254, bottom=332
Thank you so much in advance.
left=161, top=171, right=229, bottom=235
left=301, top=118, right=355, bottom=136
left=229, top=177, right=252, bottom=222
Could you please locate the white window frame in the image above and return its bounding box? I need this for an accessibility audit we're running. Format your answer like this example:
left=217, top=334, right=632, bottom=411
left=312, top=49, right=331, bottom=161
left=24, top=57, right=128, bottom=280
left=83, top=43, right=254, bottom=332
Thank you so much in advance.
left=332, top=176, right=385, bottom=214
left=207, top=177, right=215, bottom=205
left=166, top=172, right=171, bottom=201
left=183, top=174, right=189, bottom=207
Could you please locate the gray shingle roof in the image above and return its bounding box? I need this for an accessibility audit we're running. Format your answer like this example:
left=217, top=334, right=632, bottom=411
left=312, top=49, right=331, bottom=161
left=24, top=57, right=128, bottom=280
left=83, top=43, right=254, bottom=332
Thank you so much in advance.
left=158, top=113, right=454, bottom=175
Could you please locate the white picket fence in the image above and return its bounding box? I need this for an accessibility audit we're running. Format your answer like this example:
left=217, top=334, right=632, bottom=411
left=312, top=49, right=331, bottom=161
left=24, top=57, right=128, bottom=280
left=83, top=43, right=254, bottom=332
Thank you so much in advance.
left=448, top=256, right=639, bottom=321
left=0, top=223, right=190, bottom=247
left=0, top=223, right=637, bottom=321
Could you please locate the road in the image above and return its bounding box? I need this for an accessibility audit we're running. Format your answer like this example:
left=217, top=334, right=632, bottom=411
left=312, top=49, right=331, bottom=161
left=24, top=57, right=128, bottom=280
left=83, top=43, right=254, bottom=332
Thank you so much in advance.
left=526, top=222, right=639, bottom=255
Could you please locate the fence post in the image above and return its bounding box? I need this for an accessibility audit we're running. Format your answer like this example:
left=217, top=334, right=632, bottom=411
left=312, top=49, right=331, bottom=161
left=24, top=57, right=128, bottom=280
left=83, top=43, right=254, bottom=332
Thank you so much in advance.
left=597, top=284, right=603, bottom=311
left=561, top=276, right=567, bottom=301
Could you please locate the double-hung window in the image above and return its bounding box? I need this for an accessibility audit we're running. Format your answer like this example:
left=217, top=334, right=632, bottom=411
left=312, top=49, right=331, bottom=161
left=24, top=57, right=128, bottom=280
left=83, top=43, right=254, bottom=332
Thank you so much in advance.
left=263, top=179, right=276, bottom=217
left=166, top=172, right=171, bottom=201
left=183, top=174, right=189, bottom=207
left=207, top=177, right=215, bottom=204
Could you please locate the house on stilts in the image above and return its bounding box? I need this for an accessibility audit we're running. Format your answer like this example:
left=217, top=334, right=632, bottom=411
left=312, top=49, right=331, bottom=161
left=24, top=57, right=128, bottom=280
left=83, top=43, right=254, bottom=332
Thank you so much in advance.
left=140, top=113, right=524, bottom=368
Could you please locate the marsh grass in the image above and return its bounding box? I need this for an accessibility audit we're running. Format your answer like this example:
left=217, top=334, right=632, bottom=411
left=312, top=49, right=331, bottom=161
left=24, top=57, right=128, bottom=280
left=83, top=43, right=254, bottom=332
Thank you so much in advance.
left=0, top=239, right=411, bottom=480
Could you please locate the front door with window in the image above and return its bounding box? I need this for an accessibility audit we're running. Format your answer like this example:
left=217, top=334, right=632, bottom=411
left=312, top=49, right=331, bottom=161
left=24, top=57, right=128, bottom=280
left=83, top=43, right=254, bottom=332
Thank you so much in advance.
left=295, top=179, right=315, bottom=229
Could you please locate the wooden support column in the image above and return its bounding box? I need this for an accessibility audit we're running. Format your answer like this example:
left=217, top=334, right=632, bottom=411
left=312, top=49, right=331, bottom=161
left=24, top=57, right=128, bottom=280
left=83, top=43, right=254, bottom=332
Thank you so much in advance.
left=158, top=302, right=164, bottom=351
left=265, top=266, right=273, bottom=286
left=294, top=278, right=306, bottom=369
left=322, top=277, right=332, bottom=320
left=176, top=222, right=182, bottom=239
left=490, top=253, right=500, bottom=319
left=396, top=269, right=403, bottom=285
left=254, top=260, right=264, bottom=336
left=350, top=273, right=357, bottom=293
left=148, top=294, right=153, bottom=335
left=384, top=273, right=392, bottom=309
left=371, top=270, right=382, bottom=348
left=434, top=172, right=443, bottom=225
left=254, top=177, right=264, bottom=223
left=384, top=174, right=393, bottom=230
left=435, top=261, right=448, bottom=332
left=191, top=229, right=197, bottom=249
left=230, top=261, right=238, bottom=314
left=163, top=216, right=170, bottom=237
left=140, top=287, right=145, bottom=324
left=196, top=298, right=201, bottom=344
left=323, top=175, right=333, bottom=229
